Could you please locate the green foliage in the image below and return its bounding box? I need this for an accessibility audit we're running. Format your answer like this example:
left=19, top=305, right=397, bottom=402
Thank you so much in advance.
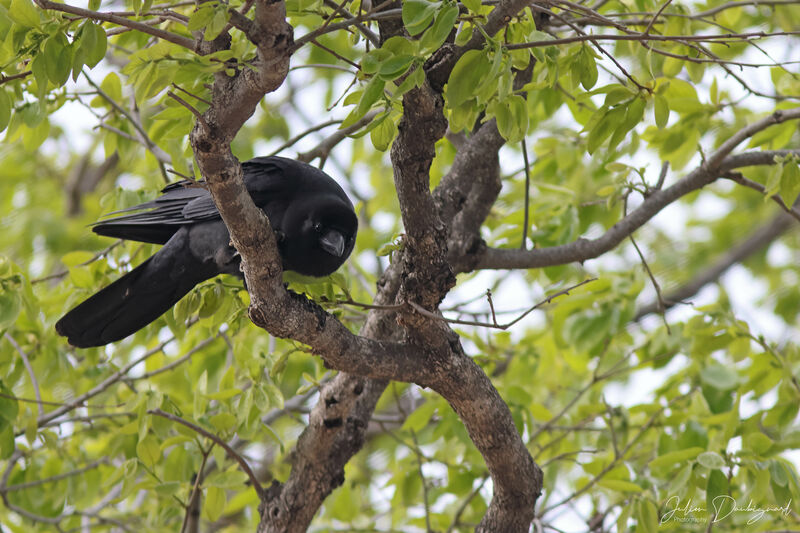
left=0, top=0, right=799, bottom=530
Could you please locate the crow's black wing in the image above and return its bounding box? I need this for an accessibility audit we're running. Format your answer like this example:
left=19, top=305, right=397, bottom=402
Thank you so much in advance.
left=92, top=181, right=211, bottom=244
left=91, top=157, right=300, bottom=245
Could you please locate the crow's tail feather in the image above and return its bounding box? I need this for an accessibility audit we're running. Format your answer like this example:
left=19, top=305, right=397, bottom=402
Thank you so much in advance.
left=56, top=252, right=208, bottom=348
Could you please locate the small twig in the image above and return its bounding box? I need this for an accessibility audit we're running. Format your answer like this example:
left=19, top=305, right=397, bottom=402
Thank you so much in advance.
left=327, top=298, right=402, bottom=311
left=722, top=171, right=800, bottom=223
left=166, top=168, right=195, bottom=180
left=291, top=0, right=394, bottom=50
left=644, top=0, right=674, bottom=34
left=530, top=4, right=647, bottom=91
left=148, top=409, right=265, bottom=498
left=167, top=91, right=209, bottom=131
left=297, top=110, right=380, bottom=164
left=407, top=278, right=598, bottom=330
left=486, top=289, right=499, bottom=326
left=540, top=448, right=602, bottom=469
left=180, top=445, right=209, bottom=533
left=308, top=39, right=361, bottom=70
left=0, top=391, right=123, bottom=409
left=268, top=119, right=342, bottom=157
left=521, top=140, right=531, bottom=250
left=505, top=30, right=800, bottom=50
left=446, top=476, right=489, bottom=533
left=541, top=387, right=697, bottom=514
left=36, top=0, right=195, bottom=49
left=391, top=384, right=433, bottom=532
left=39, top=411, right=135, bottom=428
left=171, top=83, right=212, bottom=106
left=2, top=459, right=109, bottom=492
left=692, top=0, right=800, bottom=19
left=623, top=195, right=670, bottom=333
left=36, top=335, right=179, bottom=428
left=96, top=122, right=139, bottom=142
left=322, top=0, right=380, bottom=46
left=123, top=336, right=217, bottom=382
left=4, top=333, right=43, bottom=417
left=0, top=71, right=32, bottom=86
left=654, top=161, right=669, bottom=192
left=32, top=241, right=122, bottom=284
left=601, top=397, right=620, bottom=458
left=83, top=70, right=171, bottom=166
left=319, top=0, right=351, bottom=33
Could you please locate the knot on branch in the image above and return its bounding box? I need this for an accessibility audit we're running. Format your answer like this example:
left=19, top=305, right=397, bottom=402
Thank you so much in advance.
left=194, top=31, right=232, bottom=56
left=247, top=289, right=327, bottom=339
left=258, top=480, right=285, bottom=514
left=424, top=43, right=457, bottom=92
left=448, top=234, right=487, bottom=272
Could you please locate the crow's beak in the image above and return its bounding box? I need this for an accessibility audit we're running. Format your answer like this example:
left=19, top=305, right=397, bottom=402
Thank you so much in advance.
left=319, top=229, right=346, bottom=257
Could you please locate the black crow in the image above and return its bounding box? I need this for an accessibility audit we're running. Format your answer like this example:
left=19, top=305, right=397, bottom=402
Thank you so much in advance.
left=56, top=156, right=358, bottom=348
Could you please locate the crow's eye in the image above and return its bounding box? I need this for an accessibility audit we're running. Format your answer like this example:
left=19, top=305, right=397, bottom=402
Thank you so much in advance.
left=313, top=222, right=322, bottom=232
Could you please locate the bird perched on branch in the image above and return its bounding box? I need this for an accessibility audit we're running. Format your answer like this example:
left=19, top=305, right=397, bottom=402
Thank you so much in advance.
left=56, top=156, right=358, bottom=348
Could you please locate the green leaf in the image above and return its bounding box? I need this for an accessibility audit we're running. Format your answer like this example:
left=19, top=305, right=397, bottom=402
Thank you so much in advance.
left=700, top=363, right=739, bottom=391
left=0, top=426, right=14, bottom=459
left=43, top=35, right=73, bottom=87
left=357, top=77, right=385, bottom=118
left=136, top=435, right=162, bottom=468
left=203, top=486, right=226, bottom=522
left=648, top=447, right=704, bottom=471
left=84, top=23, right=108, bottom=68
left=378, top=55, right=414, bottom=80
left=445, top=49, right=490, bottom=108
left=401, top=401, right=437, bottom=432
left=706, top=469, right=729, bottom=516
left=31, top=55, right=49, bottom=97
left=89, top=0, right=101, bottom=10
left=0, top=291, right=21, bottom=328
left=187, top=5, right=216, bottom=31
left=635, top=499, right=658, bottom=533
left=204, top=8, right=230, bottom=41
left=194, top=371, right=208, bottom=416
left=579, top=45, right=598, bottom=90
left=370, top=113, right=397, bottom=151
left=8, top=0, right=39, bottom=27
left=402, top=0, right=439, bottom=36
left=0, top=89, right=11, bottom=133
left=206, top=389, right=242, bottom=401
left=0, top=382, right=19, bottom=428
left=587, top=106, right=625, bottom=154
left=419, top=3, right=459, bottom=53
left=205, top=470, right=248, bottom=488
left=609, top=97, right=645, bottom=151
left=743, top=432, right=773, bottom=455
left=61, top=251, right=94, bottom=267
left=361, top=49, right=392, bottom=75
left=654, top=95, right=669, bottom=128
left=598, top=479, right=643, bottom=493
left=779, top=160, right=800, bottom=206
left=101, top=72, right=123, bottom=101
left=209, top=413, right=237, bottom=433
left=696, top=451, right=725, bottom=469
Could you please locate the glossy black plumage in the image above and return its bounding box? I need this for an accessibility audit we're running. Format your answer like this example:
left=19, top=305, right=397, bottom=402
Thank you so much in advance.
left=56, top=156, right=357, bottom=348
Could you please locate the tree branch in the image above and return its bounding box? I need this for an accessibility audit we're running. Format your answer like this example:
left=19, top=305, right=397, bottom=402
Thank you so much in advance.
left=427, top=0, right=537, bottom=90
left=471, top=114, right=800, bottom=271
left=148, top=408, right=265, bottom=497
left=4, top=333, right=43, bottom=417
left=35, top=0, right=195, bottom=49
left=634, top=208, right=796, bottom=320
